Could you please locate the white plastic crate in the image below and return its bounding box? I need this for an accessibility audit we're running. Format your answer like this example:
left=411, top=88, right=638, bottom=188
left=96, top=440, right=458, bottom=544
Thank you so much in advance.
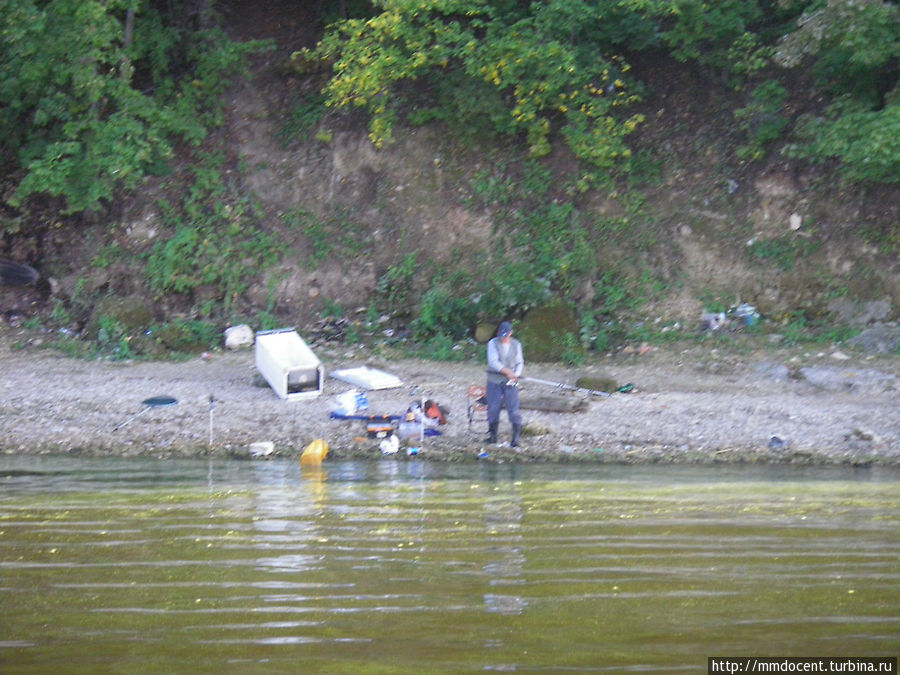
left=255, top=328, right=323, bottom=400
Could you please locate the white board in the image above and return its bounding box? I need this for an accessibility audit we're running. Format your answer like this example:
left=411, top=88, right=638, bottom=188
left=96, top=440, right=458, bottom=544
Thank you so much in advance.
left=330, top=366, right=403, bottom=390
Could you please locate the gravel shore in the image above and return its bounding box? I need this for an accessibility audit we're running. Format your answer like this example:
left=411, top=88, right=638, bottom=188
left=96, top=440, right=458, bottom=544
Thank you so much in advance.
left=1, top=328, right=898, bottom=465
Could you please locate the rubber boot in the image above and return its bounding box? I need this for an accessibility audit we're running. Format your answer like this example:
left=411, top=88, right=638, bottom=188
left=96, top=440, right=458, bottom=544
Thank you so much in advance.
left=484, top=422, right=498, bottom=444
left=511, top=424, right=521, bottom=448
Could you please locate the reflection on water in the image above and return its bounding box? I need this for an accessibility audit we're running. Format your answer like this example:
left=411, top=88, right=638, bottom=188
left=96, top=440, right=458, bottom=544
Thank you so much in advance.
left=1, top=456, right=898, bottom=673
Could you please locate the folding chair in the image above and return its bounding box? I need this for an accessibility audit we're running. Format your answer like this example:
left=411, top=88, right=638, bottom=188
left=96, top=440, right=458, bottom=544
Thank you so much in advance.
left=466, top=385, right=489, bottom=434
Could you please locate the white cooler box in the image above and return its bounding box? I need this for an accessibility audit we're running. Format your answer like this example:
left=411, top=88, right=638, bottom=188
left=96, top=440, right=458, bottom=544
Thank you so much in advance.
left=255, top=328, right=324, bottom=400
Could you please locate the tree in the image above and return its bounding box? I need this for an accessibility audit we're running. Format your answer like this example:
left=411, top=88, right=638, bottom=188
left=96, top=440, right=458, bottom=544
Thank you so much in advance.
left=660, top=0, right=765, bottom=77
left=0, top=0, right=266, bottom=220
left=301, top=0, right=659, bottom=171
left=775, top=0, right=900, bottom=182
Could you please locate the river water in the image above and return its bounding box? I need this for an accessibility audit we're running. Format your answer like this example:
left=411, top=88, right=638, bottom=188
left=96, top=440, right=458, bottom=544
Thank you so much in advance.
left=2, top=456, right=898, bottom=673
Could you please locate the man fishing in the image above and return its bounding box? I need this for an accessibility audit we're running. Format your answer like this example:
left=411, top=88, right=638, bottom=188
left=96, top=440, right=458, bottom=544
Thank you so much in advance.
left=485, top=321, right=524, bottom=447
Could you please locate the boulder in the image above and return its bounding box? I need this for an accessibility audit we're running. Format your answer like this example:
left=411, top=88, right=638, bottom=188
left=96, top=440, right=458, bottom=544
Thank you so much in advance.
left=847, top=323, right=900, bottom=354
left=86, top=295, right=155, bottom=339
left=752, top=362, right=791, bottom=382
left=519, top=394, right=589, bottom=413
left=827, top=298, right=892, bottom=325
left=796, top=366, right=896, bottom=392
left=224, top=324, right=255, bottom=350
left=518, top=301, right=580, bottom=362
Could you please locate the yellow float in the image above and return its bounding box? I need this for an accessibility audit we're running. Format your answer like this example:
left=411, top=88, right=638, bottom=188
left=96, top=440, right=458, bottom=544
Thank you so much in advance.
left=300, top=438, right=329, bottom=465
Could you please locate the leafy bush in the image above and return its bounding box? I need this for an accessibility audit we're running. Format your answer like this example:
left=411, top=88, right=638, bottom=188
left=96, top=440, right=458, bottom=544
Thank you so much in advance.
left=1, top=0, right=269, bottom=218
left=94, top=315, right=136, bottom=360
left=748, top=235, right=821, bottom=271
left=277, top=93, right=329, bottom=144
left=774, top=0, right=900, bottom=182
left=146, top=154, right=281, bottom=318
left=375, top=253, right=419, bottom=319
left=661, top=0, right=764, bottom=76
left=734, top=80, right=789, bottom=160
left=303, top=0, right=646, bottom=170
left=411, top=285, right=477, bottom=341
left=776, top=0, right=899, bottom=100
left=407, top=154, right=666, bottom=345
left=725, top=32, right=775, bottom=86
left=150, top=319, right=220, bottom=353
left=788, top=100, right=900, bottom=183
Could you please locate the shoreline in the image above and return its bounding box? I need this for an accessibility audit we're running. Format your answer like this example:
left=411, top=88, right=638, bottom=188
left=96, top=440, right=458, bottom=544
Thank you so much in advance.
left=2, top=331, right=898, bottom=466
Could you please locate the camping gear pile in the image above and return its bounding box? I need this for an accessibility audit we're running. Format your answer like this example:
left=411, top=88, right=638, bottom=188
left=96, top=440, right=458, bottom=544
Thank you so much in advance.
left=329, top=387, right=449, bottom=455
left=246, top=328, right=631, bottom=460
left=107, top=327, right=640, bottom=463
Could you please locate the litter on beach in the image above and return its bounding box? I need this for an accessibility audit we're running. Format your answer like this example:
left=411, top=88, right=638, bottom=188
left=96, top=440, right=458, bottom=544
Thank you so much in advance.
left=330, top=366, right=403, bottom=390
left=255, top=328, right=324, bottom=400
left=112, top=395, right=178, bottom=431
left=300, top=438, right=328, bottom=465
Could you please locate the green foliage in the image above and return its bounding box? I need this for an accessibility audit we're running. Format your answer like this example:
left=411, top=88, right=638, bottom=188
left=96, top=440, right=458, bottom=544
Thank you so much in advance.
left=593, top=267, right=647, bottom=316
left=661, top=0, right=764, bottom=75
left=375, top=253, right=419, bottom=317
left=403, top=257, right=555, bottom=345
left=283, top=209, right=331, bottom=262
left=578, top=264, right=669, bottom=350
left=775, top=0, right=900, bottom=183
left=320, top=299, right=346, bottom=319
left=467, top=168, right=516, bottom=208
left=403, top=180, right=668, bottom=354
left=404, top=68, right=513, bottom=140
left=411, top=283, right=478, bottom=341
left=748, top=234, right=821, bottom=271
left=91, top=241, right=125, bottom=269
left=303, top=0, right=648, bottom=170
left=578, top=310, right=606, bottom=351
left=725, top=32, right=775, bottom=86
left=734, top=80, right=789, bottom=160
left=49, top=299, right=75, bottom=327
left=818, top=323, right=862, bottom=345
left=858, top=219, right=900, bottom=255
left=777, top=310, right=809, bottom=346
left=406, top=154, right=669, bottom=349
left=281, top=208, right=372, bottom=264
left=559, top=331, right=586, bottom=366
left=345, top=322, right=363, bottom=345
left=479, top=261, right=555, bottom=317
left=277, top=93, right=329, bottom=144
left=788, top=100, right=900, bottom=183
left=146, top=153, right=281, bottom=318
left=420, top=332, right=465, bottom=361
left=775, top=310, right=870, bottom=347
left=150, top=318, right=220, bottom=353
left=95, top=315, right=136, bottom=360
left=776, top=0, right=899, bottom=100
left=0, top=0, right=270, bottom=218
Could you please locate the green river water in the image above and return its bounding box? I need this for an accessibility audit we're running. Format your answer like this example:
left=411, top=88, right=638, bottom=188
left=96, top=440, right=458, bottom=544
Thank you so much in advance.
left=1, top=457, right=898, bottom=673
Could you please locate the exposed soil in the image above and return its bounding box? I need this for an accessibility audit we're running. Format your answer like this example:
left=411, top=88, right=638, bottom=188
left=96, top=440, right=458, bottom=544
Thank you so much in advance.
left=2, top=325, right=897, bottom=466
left=4, top=2, right=896, bottom=353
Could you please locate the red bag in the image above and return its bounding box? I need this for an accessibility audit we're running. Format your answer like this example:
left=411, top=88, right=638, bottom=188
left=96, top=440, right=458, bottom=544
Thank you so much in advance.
left=424, top=400, right=447, bottom=425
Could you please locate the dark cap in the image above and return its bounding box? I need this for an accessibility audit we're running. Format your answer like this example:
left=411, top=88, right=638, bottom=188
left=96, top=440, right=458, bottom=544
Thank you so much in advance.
left=497, top=321, right=513, bottom=337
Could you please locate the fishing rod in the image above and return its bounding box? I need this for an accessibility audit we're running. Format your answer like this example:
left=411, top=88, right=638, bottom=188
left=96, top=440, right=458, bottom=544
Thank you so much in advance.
left=520, top=376, right=612, bottom=398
